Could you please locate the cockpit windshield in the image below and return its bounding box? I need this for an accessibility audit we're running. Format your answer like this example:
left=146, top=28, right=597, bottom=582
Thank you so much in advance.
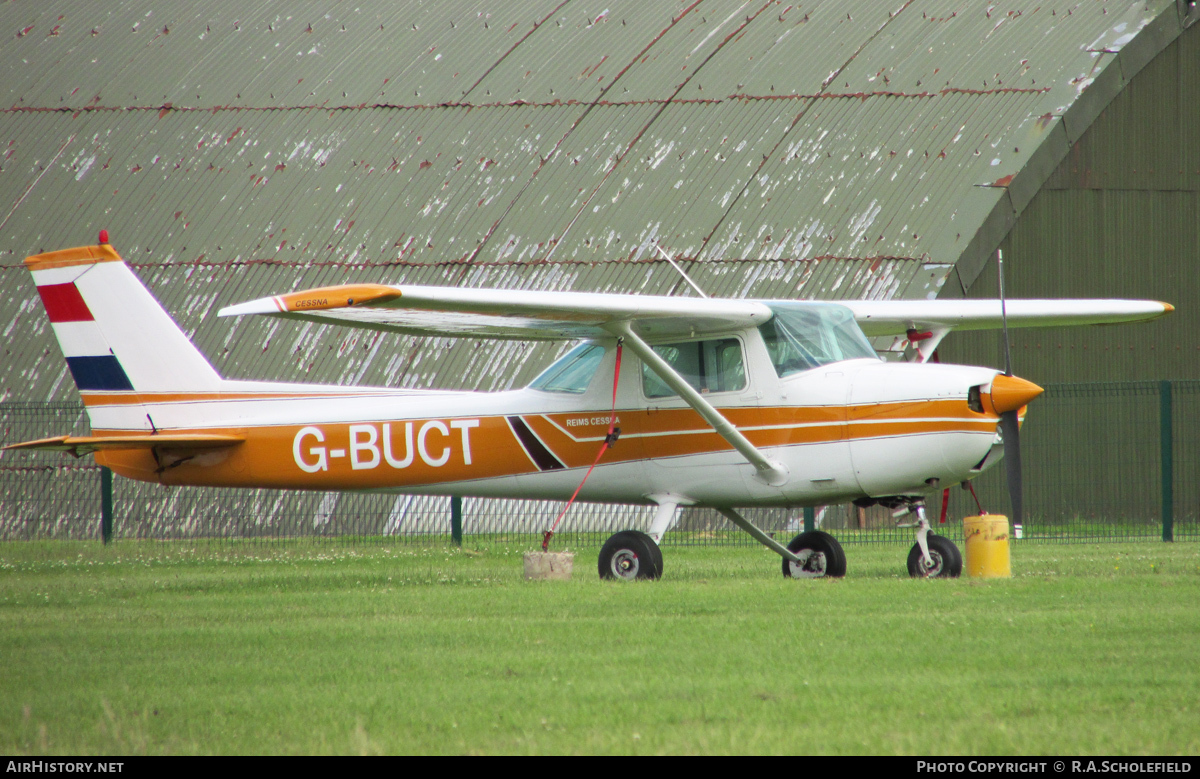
left=528, top=342, right=605, bottom=394
left=758, top=303, right=878, bottom=377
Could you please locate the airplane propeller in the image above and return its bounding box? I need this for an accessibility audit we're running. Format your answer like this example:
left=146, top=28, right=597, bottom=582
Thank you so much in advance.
left=995, top=250, right=1043, bottom=537
left=1000, top=401, right=1024, bottom=534
left=999, top=249, right=1020, bottom=535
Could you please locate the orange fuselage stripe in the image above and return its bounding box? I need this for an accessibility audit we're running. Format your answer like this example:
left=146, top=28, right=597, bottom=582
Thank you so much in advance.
left=93, top=401, right=998, bottom=489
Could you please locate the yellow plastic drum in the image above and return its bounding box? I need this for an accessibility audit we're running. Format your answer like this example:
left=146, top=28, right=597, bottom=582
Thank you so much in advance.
left=963, top=514, right=1012, bottom=578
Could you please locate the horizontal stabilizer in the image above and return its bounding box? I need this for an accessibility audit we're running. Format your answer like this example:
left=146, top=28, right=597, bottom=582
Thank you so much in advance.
left=3, top=434, right=244, bottom=458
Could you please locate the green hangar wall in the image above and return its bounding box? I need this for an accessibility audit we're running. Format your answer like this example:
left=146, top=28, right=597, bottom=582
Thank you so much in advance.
left=2, top=1, right=1196, bottom=400
left=941, top=19, right=1200, bottom=383
left=936, top=20, right=1199, bottom=534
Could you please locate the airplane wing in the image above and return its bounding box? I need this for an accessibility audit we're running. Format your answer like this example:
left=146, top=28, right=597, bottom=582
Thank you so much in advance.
left=219, top=283, right=1171, bottom=341
left=840, top=299, right=1174, bottom=337
left=219, top=284, right=773, bottom=340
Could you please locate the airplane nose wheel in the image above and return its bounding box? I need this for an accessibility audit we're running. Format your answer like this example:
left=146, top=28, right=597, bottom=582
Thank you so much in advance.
left=598, top=530, right=663, bottom=581
left=907, top=534, right=963, bottom=578
left=894, top=500, right=962, bottom=578
left=782, top=530, right=847, bottom=579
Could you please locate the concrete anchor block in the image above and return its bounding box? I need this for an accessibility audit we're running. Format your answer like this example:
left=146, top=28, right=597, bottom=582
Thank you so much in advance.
left=523, top=551, right=574, bottom=580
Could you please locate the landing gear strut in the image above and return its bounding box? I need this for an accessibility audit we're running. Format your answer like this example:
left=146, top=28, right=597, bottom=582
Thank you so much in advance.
left=895, top=499, right=962, bottom=578
left=712, top=507, right=847, bottom=580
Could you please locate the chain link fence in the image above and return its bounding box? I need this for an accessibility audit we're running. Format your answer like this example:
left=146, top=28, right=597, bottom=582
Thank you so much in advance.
left=2, top=382, right=1194, bottom=547
left=957, top=381, right=1197, bottom=542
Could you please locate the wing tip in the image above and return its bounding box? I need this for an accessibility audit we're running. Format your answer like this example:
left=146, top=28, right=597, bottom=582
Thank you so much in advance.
left=217, top=298, right=280, bottom=317
left=220, top=285, right=400, bottom=317
left=276, top=284, right=401, bottom=312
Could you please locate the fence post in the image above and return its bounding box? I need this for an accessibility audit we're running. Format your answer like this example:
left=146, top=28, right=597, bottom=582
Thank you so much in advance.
left=450, top=496, right=463, bottom=546
left=100, top=467, right=113, bottom=545
left=1160, top=381, right=1174, bottom=542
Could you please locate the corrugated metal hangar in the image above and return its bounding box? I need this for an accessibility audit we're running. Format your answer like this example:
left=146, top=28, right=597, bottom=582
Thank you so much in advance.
left=2, top=1, right=1197, bottom=539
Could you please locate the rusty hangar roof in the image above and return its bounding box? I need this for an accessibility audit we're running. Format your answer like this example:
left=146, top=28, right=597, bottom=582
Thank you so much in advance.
left=0, top=0, right=1194, bottom=402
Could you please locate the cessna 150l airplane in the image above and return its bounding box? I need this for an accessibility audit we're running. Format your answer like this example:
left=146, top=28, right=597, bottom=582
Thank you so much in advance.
left=6, top=239, right=1173, bottom=580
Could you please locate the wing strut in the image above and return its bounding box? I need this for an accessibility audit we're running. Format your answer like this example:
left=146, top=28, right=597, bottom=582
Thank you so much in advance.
left=605, top=321, right=788, bottom=486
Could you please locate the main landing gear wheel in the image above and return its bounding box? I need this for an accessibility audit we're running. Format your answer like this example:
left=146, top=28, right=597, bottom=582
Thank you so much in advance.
left=907, top=534, right=963, bottom=578
left=599, top=530, right=663, bottom=581
left=782, top=530, right=847, bottom=579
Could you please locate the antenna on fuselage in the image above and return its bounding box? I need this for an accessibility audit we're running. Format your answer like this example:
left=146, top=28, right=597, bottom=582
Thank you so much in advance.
left=655, top=244, right=709, bottom=298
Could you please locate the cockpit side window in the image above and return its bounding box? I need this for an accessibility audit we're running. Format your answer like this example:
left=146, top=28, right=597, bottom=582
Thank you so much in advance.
left=529, top=343, right=605, bottom=394
left=759, top=303, right=878, bottom=377
left=642, top=338, right=746, bottom=398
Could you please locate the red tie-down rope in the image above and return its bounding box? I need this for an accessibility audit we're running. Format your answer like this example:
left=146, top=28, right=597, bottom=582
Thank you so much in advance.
left=940, top=482, right=987, bottom=525
left=965, top=480, right=986, bottom=514
left=542, top=339, right=624, bottom=552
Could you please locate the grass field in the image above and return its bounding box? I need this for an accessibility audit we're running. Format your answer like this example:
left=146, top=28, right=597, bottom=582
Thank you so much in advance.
left=2, top=538, right=1198, bottom=755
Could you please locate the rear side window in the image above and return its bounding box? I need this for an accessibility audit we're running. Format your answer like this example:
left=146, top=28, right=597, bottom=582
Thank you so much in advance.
left=529, top=343, right=605, bottom=394
left=642, top=338, right=746, bottom=398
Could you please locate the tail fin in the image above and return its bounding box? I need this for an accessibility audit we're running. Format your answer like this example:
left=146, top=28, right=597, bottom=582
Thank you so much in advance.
left=26, top=243, right=224, bottom=402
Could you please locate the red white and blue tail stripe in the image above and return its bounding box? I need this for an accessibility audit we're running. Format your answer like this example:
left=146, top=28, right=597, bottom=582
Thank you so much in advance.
left=36, top=279, right=135, bottom=391
left=26, top=241, right=224, bottom=401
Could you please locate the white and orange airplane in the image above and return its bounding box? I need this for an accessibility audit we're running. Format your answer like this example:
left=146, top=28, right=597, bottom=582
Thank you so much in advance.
left=4, top=238, right=1173, bottom=580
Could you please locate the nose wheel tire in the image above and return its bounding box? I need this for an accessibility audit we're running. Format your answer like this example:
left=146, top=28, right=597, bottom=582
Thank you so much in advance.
left=907, top=534, right=963, bottom=578
left=782, top=530, right=847, bottom=579
left=599, top=530, right=663, bottom=581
